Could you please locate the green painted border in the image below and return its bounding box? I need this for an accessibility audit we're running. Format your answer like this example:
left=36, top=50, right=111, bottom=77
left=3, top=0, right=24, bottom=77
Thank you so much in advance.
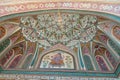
left=0, top=9, right=120, bottom=77
left=0, top=64, right=119, bottom=77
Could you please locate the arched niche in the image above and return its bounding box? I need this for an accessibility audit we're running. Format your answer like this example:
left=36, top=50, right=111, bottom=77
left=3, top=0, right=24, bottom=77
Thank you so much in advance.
left=0, top=49, right=14, bottom=66
left=22, top=54, right=33, bottom=69
left=96, top=55, right=109, bottom=71
left=107, top=39, right=120, bottom=56
left=105, top=50, right=117, bottom=68
left=8, top=54, right=22, bottom=69
left=83, top=55, right=94, bottom=70
left=36, top=44, right=78, bottom=70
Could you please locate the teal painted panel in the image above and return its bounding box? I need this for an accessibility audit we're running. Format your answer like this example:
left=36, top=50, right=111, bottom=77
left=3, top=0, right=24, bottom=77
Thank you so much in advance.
left=0, top=39, right=10, bottom=53
left=0, top=70, right=118, bottom=77
left=0, top=66, right=2, bottom=70
left=84, top=55, right=94, bottom=70
left=22, top=54, right=33, bottom=69
left=109, top=39, right=120, bottom=56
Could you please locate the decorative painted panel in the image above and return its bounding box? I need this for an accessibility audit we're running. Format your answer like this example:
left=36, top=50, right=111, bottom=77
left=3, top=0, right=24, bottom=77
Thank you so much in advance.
left=96, top=56, right=109, bottom=71
left=84, top=55, right=94, bottom=70
left=94, top=44, right=106, bottom=56
left=27, top=42, right=36, bottom=54
left=40, top=51, right=74, bottom=69
left=20, top=14, right=97, bottom=45
left=105, top=50, right=117, bottom=68
left=9, top=31, right=21, bottom=43
left=0, top=49, right=14, bottom=66
left=22, top=54, right=33, bottom=69
left=108, top=39, right=120, bottom=56
left=99, top=35, right=108, bottom=43
left=8, top=55, right=22, bottom=68
left=0, top=39, right=10, bottom=53
left=0, top=1, right=120, bottom=18
left=82, top=46, right=89, bottom=54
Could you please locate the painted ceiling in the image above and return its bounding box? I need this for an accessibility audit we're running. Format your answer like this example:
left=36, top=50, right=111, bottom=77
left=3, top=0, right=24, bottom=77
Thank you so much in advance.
left=0, top=0, right=120, bottom=80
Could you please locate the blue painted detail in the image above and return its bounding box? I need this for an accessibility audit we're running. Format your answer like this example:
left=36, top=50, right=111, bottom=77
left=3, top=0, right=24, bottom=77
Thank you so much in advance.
left=78, top=42, right=85, bottom=69
left=30, top=43, right=39, bottom=66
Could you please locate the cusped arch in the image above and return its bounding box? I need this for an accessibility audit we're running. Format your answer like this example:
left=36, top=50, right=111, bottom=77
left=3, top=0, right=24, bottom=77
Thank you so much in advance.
left=83, top=55, right=94, bottom=70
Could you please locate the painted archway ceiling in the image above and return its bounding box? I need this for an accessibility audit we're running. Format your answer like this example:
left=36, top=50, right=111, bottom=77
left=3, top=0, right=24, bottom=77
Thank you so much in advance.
left=0, top=9, right=120, bottom=74
left=20, top=14, right=97, bottom=44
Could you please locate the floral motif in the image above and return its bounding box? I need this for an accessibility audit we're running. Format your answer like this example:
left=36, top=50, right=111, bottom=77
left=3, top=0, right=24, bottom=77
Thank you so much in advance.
left=20, top=13, right=97, bottom=47
left=40, top=51, right=74, bottom=69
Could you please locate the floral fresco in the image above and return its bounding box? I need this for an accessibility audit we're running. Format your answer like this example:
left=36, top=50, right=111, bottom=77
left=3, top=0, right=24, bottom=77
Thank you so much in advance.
left=40, top=51, right=74, bottom=69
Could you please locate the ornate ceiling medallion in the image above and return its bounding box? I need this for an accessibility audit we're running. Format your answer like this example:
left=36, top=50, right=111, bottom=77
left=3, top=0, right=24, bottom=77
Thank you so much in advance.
left=20, top=13, right=97, bottom=46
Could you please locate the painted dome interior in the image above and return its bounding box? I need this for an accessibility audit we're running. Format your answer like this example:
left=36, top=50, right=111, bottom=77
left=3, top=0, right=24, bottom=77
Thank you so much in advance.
left=0, top=10, right=120, bottom=73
